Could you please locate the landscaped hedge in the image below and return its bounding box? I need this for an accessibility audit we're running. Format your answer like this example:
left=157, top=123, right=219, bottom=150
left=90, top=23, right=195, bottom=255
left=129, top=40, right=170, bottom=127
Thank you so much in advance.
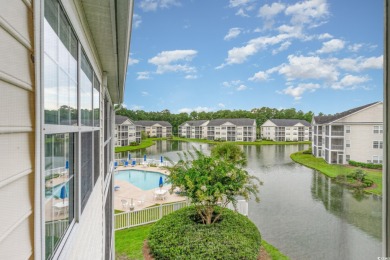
left=348, top=160, right=382, bottom=169
left=148, top=206, right=261, bottom=259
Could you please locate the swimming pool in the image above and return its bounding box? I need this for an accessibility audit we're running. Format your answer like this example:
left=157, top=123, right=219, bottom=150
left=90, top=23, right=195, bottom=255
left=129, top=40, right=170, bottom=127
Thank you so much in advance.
left=115, top=170, right=167, bottom=190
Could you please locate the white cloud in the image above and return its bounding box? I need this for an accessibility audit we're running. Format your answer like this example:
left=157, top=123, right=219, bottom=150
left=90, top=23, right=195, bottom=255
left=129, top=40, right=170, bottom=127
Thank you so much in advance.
left=317, top=39, right=345, bottom=53
left=148, top=50, right=197, bottom=74
left=217, top=33, right=291, bottom=68
left=128, top=53, right=140, bottom=66
left=141, top=91, right=149, bottom=96
left=224, top=28, right=242, bottom=41
left=178, top=106, right=212, bottom=113
left=139, top=0, right=180, bottom=12
left=281, top=83, right=320, bottom=100
left=229, top=0, right=251, bottom=8
left=236, top=8, right=249, bottom=17
left=218, top=103, right=225, bottom=108
left=137, top=71, right=151, bottom=80
left=258, top=2, right=285, bottom=19
left=331, top=74, right=370, bottom=89
left=318, top=33, right=333, bottom=39
left=236, top=84, right=248, bottom=91
left=133, top=14, right=142, bottom=28
left=131, top=105, right=144, bottom=110
left=248, top=71, right=269, bottom=81
left=285, top=0, right=329, bottom=25
left=337, top=55, right=383, bottom=72
left=277, top=55, right=339, bottom=81
left=272, top=41, right=291, bottom=55
left=185, top=75, right=198, bottom=79
left=348, top=43, right=363, bottom=52
left=222, top=80, right=242, bottom=87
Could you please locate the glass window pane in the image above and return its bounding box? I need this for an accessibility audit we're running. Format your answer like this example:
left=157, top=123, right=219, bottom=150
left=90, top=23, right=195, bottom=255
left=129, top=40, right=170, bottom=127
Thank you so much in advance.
left=44, top=133, right=75, bottom=260
left=93, top=74, right=100, bottom=127
left=81, top=52, right=93, bottom=126
left=94, top=130, right=100, bottom=184
left=44, top=55, right=59, bottom=124
left=81, top=132, right=93, bottom=212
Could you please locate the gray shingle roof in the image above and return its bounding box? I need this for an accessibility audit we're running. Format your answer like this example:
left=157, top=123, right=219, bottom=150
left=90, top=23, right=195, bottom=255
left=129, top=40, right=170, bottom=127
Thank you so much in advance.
left=115, top=115, right=132, bottom=124
left=179, top=120, right=209, bottom=127
left=268, top=119, right=311, bottom=127
left=135, top=120, right=172, bottom=127
left=313, top=101, right=381, bottom=124
left=207, top=118, right=256, bottom=127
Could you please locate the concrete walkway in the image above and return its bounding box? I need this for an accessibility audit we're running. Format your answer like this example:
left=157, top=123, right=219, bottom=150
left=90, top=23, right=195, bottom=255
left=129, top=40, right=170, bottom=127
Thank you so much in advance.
left=113, top=165, right=186, bottom=212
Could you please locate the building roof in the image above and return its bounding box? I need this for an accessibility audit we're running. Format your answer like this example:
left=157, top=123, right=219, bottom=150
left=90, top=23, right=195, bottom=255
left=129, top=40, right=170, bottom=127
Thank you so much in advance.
left=81, top=0, right=134, bottom=103
left=313, top=101, right=381, bottom=124
left=207, top=118, right=256, bottom=127
left=179, top=120, right=209, bottom=127
left=135, top=120, right=172, bottom=127
left=267, top=119, right=311, bottom=127
left=115, top=115, right=133, bottom=124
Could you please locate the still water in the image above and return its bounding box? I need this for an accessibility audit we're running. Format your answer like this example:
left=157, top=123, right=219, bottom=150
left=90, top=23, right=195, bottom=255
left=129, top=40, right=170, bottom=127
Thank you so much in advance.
left=116, top=141, right=382, bottom=260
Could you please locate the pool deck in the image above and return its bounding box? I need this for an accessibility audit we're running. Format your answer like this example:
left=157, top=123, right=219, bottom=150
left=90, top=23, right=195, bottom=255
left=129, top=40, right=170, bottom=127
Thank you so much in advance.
left=113, top=165, right=186, bottom=212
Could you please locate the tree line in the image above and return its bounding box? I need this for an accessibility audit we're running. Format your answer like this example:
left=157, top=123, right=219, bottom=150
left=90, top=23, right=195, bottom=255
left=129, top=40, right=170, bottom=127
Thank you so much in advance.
left=116, top=107, right=317, bottom=135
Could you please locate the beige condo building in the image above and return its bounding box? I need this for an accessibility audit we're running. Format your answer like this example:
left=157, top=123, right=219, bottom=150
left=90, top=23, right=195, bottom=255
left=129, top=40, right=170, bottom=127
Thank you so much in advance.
left=260, top=119, right=311, bottom=141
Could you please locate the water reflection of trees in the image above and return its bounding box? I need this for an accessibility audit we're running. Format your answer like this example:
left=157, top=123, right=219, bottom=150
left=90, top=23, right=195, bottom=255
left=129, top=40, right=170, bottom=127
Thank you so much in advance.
left=311, top=171, right=382, bottom=240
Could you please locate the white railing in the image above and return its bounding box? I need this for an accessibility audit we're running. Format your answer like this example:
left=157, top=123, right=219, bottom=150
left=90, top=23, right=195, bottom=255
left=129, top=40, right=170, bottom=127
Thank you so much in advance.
left=114, top=158, right=174, bottom=167
left=114, top=200, right=248, bottom=230
left=114, top=201, right=189, bottom=230
left=45, top=219, right=69, bottom=238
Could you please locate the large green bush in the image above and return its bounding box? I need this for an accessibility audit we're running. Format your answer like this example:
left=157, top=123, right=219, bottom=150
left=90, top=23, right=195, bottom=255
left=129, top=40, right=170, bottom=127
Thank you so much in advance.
left=348, top=160, right=382, bottom=169
left=148, top=206, right=261, bottom=259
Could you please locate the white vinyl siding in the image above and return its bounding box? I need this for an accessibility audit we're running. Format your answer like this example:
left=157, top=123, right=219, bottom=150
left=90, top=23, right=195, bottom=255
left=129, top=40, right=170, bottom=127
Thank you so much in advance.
left=0, top=0, right=34, bottom=259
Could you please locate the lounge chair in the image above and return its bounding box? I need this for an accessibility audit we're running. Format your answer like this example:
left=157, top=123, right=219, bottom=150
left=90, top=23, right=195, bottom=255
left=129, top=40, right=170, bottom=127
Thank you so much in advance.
left=124, top=160, right=129, bottom=167
left=131, top=160, right=136, bottom=167
left=121, top=199, right=128, bottom=210
left=114, top=161, right=118, bottom=169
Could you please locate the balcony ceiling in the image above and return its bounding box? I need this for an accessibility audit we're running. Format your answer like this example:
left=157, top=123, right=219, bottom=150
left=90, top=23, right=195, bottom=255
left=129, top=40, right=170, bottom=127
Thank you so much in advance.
left=80, top=0, right=133, bottom=104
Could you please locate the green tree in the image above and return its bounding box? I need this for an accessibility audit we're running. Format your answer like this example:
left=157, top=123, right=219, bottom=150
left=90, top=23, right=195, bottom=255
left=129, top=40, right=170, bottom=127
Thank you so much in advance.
left=166, top=149, right=260, bottom=225
left=211, top=142, right=247, bottom=166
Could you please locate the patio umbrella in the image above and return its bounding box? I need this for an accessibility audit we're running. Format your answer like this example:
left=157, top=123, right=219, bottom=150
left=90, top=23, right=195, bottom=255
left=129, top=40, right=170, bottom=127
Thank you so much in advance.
left=128, top=153, right=131, bottom=161
left=144, top=155, right=147, bottom=162
left=60, top=185, right=67, bottom=204
left=65, top=160, right=69, bottom=170
left=159, top=176, right=163, bottom=188
left=160, top=156, right=163, bottom=163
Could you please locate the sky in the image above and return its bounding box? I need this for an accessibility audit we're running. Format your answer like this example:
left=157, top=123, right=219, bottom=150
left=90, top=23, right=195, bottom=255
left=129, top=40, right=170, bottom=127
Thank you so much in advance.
left=123, top=0, right=383, bottom=115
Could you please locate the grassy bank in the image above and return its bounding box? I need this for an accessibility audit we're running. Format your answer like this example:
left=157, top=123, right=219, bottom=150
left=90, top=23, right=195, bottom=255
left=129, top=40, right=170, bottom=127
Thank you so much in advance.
left=115, top=223, right=289, bottom=260
left=290, top=151, right=382, bottom=195
left=172, top=136, right=310, bottom=146
left=114, top=138, right=167, bottom=152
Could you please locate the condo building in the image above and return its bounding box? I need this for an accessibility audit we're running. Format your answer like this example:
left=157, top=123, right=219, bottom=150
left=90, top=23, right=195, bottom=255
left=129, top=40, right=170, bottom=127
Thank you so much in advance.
left=135, top=120, right=173, bottom=138
left=312, top=102, right=383, bottom=165
left=179, top=119, right=257, bottom=142
left=0, top=0, right=133, bottom=259
left=114, top=115, right=140, bottom=146
left=260, top=119, right=311, bottom=141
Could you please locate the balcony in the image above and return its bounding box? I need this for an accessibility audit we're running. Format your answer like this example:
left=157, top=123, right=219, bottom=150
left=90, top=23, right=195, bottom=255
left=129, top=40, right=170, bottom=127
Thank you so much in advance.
left=331, top=131, right=344, bottom=137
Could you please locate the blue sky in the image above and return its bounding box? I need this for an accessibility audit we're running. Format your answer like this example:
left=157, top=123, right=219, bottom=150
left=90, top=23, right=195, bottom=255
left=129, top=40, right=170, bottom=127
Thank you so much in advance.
left=124, top=0, right=383, bottom=115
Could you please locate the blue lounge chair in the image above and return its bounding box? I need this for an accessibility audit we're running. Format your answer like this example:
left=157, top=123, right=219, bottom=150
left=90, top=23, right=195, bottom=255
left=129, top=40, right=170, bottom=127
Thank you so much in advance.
left=114, top=161, right=118, bottom=168
left=124, top=160, right=129, bottom=167
left=131, top=160, right=136, bottom=167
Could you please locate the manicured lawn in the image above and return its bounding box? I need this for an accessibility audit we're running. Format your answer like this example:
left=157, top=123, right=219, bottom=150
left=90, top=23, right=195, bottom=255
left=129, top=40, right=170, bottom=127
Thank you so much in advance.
left=114, top=138, right=167, bottom=152
left=115, top=223, right=289, bottom=260
left=290, top=151, right=382, bottom=195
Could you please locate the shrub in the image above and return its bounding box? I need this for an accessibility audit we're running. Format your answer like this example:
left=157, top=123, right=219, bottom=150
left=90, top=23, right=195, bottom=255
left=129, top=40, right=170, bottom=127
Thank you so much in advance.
left=148, top=206, right=261, bottom=260
left=302, top=148, right=312, bottom=154
left=348, top=160, right=382, bottom=169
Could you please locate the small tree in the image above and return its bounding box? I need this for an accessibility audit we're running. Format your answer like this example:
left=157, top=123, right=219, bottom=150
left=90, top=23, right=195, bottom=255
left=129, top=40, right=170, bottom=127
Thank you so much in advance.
left=166, top=148, right=260, bottom=225
left=211, top=142, right=247, bottom=166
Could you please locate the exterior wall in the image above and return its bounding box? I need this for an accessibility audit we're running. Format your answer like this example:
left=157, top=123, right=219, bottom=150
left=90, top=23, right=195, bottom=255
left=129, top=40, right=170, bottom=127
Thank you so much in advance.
left=0, top=0, right=35, bottom=258
left=261, top=121, right=310, bottom=142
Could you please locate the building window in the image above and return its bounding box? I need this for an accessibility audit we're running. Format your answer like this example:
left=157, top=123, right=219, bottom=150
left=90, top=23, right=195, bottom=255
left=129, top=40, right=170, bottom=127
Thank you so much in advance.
left=346, top=140, right=350, bottom=148
left=373, top=141, right=383, bottom=149
left=345, top=125, right=350, bottom=133
left=44, top=133, right=75, bottom=259
left=372, top=156, right=383, bottom=164
left=44, top=0, right=78, bottom=125
left=80, top=51, right=93, bottom=126
left=346, top=155, right=350, bottom=161
left=373, top=125, right=383, bottom=134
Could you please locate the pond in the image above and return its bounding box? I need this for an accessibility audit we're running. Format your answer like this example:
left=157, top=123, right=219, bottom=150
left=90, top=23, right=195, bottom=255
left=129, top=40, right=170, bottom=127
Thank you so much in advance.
left=116, top=140, right=382, bottom=259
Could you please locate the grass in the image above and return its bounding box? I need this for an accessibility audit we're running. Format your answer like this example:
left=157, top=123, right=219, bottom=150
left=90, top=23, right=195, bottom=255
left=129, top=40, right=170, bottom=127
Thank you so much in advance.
left=290, top=150, right=382, bottom=195
left=172, top=136, right=311, bottom=146
left=261, top=240, right=290, bottom=260
left=114, top=138, right=167, bottom=152
left=115, top=223, right=288, bottom=260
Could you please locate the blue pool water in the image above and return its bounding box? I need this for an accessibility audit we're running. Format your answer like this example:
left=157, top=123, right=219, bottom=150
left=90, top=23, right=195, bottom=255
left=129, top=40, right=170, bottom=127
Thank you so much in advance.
left=115, top=170, right=167, bottom=190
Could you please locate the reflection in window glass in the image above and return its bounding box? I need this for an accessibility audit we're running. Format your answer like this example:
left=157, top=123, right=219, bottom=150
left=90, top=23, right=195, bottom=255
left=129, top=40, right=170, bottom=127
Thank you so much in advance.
left=81, top=132, right=93, bottom=212
left=44, top=0, right=77, bottom=125
left=93, top=74, right=100, bottom=127
left=81, top=52, right=93, bottom=126
left=44, top=133, right=74, bottom=259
